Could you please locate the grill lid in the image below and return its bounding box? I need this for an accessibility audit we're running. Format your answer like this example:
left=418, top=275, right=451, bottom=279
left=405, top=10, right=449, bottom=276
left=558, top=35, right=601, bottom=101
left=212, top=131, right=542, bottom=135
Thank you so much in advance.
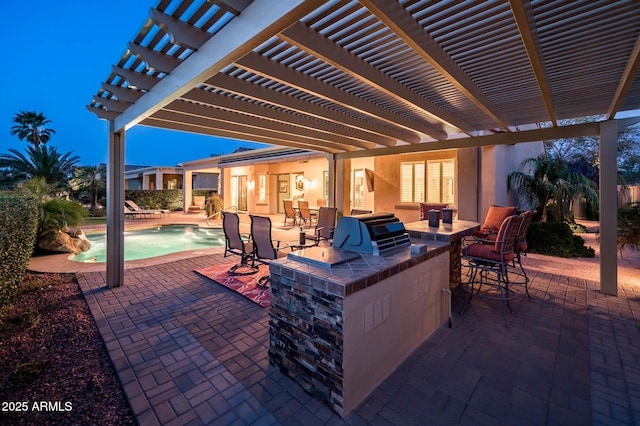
left=332, top=213, right=411, bottom=255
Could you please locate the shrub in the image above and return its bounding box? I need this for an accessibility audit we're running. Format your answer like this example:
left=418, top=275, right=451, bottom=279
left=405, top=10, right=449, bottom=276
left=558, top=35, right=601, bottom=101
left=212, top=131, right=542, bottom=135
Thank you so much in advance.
left=618, top=202, right=640, bottom=253
left=0, top=195, right=39, bottom=307
left=125, top=189, right=183, bottom=211
left=527, top=221, right=595, bottom=258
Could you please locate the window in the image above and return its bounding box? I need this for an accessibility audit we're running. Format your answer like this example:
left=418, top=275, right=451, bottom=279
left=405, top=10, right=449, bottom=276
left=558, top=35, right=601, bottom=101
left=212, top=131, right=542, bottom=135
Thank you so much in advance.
left=352, top=169, right=365, bottom=208
left=400, top=162, right=425, bottom=203
left=427, top=160, right=455, bottom=204
left=258, top=174, right=266, bottom=203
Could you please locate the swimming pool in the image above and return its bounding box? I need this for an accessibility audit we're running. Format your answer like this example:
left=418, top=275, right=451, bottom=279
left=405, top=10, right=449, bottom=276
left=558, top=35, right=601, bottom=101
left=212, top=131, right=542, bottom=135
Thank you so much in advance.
left=70, top=225, right=225, bottom=262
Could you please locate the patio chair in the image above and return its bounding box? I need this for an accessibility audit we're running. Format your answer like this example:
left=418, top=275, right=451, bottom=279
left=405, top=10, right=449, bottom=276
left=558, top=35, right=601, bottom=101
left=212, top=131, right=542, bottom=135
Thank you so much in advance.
left=125, top=199, right=169, bottom=218
left=513, top=210, right=536, bottom=295
left=419, top=203, right=448, bottom=220
left=350, top=209, right=372, bottom=215
left=222, top=211, right=258, bottom=275
left=249, top=215, right=287, bottom=287
left=306, top=207, right=337, bottom=245
left=473, top=205, right=517, bottom=238
left=298, top=200, right=313, bottom=228
left=283, top=200, right=297, bottom=226
left=460, top=214, right=525, bottom=326
left=188, top=195, right=206, bottom=214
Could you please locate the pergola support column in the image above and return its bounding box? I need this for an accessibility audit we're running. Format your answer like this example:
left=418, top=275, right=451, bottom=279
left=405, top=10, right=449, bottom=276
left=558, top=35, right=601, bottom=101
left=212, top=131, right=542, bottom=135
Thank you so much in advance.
left=183, top=171, right=194, bottom=212
left=599, top=120, right=618, bottom=295
left=106, top=121, right=125, bottom=288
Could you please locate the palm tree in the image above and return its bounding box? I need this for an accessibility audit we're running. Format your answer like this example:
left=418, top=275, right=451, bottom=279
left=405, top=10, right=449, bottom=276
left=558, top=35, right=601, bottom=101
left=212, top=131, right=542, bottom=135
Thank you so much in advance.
left=507, top=154, right=599, bottom=222
left=20, top=177, right=86, bottom=237
left=10, top=111, right=56, bottom=149
left=0, top=145, right=79, bottom=190
left=69, top=164, right=106, bottom=209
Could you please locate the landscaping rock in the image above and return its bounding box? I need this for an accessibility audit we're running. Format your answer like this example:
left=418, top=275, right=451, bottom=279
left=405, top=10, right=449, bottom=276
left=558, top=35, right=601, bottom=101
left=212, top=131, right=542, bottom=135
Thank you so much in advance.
left=37, top=230, right=91, bottom=254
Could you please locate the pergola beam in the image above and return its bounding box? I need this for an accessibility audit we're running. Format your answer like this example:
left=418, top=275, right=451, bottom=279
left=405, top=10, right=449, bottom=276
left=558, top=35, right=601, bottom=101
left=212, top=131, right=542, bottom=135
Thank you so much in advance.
left=152, top=108, right=357, bottom=152
left=101, top=83, right=145, bottom=103
left=114, top=0, right=326, bottom=131
left=181, top=88, right=381, bottom=148
left=149, top=8, right=213, bottom=50
left=235, top=52, right=425, bottom=142
left=127, top=42, right=183, bottom=74
left=141, top=116, right=339, bottom=153
left=336, top=121, right=601, bottom=160
left=280, top=22, right=471, bottom=135
left=112, top=66, right=160, bottom=91
left=510, top=0, right=558, bottom=126
left=607, top=32, right=640, bottom=119
left=361, top=0, right=512, bottom=131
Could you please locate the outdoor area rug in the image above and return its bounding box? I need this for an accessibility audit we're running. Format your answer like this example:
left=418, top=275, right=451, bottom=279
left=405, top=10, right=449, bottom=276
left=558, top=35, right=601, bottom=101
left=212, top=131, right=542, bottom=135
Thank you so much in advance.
left=195, top=263, right=270, bottom=307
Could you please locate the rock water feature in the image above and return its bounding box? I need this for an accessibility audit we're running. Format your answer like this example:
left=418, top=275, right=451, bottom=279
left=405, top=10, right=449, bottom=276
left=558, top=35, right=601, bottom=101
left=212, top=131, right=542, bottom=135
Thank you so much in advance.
left=37, top=229, right=91, bottom=254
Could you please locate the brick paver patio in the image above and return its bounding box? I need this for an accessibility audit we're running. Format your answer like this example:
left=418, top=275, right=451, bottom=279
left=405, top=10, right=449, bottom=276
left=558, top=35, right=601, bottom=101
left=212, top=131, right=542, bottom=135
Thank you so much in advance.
left=77, top=254, right=640, bottom=425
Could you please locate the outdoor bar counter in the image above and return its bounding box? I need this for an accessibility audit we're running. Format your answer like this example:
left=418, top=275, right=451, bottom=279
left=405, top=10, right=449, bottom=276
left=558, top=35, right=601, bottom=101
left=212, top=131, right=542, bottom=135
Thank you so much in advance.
left=405, top=220, right=481, bottom=292
left=268, top=240, right=450, bottom=417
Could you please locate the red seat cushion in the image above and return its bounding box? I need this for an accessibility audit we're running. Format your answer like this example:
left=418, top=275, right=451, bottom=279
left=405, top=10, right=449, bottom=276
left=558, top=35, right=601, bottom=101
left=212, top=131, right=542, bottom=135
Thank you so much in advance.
left=463, top=243, right=514, bottom=262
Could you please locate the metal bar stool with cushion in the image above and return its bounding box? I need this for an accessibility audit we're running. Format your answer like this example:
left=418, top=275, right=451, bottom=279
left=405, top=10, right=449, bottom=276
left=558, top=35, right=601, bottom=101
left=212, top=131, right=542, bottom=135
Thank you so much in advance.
left=460, top=214, right=525, bottom=325
left=222, top=211, right=258, bottom=275
left=472, top=205, right=517, bottom=238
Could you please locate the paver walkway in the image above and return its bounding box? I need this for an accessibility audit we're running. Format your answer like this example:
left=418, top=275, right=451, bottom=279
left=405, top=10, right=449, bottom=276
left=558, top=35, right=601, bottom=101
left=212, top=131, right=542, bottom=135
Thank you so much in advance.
left=77, top=254, right=640, bottom=425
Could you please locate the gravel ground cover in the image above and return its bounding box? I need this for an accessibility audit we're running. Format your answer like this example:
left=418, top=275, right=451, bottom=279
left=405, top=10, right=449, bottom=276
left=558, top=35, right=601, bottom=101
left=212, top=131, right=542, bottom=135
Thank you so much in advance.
left=0, top=273, right=134, bottom=425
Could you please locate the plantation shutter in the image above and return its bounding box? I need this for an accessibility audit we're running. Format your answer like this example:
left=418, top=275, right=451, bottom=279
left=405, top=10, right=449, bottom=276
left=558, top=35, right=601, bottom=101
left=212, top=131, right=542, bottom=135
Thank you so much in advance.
left=443, top=160, right=455, bottom=205
left=401, top=162, right=424, bottom=202
left=427, top=161, right=441, bottom=203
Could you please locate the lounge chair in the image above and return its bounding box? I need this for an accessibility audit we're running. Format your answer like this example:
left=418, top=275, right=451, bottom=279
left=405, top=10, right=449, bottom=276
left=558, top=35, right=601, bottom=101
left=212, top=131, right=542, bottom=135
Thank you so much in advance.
left=222, top=211, right=257, bottom=275
left=125, top=200, right=169, bottom=218
left=283, top=200, right=297, bottom=226
left=124, top=205, right=159, bottom=219
left=306, top=207, right=337, bottom=245
left=249, top=215, right=287, bottom=287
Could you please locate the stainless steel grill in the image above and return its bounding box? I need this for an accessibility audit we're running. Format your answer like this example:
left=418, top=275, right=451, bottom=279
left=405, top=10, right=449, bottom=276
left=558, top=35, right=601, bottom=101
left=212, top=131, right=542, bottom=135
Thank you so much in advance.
left=332, top=213, right=411, bottom=256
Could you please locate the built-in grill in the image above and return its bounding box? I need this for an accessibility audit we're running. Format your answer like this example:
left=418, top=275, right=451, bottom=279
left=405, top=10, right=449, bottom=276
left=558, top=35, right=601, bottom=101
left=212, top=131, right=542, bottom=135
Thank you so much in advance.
left=332, top=213, right=411, bottom=256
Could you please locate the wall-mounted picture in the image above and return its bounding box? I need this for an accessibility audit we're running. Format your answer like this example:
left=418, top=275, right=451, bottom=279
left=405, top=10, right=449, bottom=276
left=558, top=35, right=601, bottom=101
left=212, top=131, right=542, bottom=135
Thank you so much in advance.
left=279, top=181, right=288, bottom=193
left=295, top=174, right=304, bottom=190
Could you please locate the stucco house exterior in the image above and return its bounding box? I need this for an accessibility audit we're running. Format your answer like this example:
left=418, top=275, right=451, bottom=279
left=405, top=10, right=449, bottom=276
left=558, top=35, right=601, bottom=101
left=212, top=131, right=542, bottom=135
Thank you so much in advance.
left=181, top=142, right=543, bottom=224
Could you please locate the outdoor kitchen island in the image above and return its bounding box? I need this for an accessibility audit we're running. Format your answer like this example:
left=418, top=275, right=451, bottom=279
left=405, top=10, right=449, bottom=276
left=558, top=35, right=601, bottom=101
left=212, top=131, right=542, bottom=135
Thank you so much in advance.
left=267, top=213, right=451, bottom=417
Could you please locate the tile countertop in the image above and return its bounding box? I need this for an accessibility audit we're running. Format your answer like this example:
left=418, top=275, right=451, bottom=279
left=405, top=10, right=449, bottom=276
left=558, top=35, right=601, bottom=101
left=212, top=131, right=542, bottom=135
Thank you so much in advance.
left=269, top=239, right=450, bottom=298
left=404, top=219, right=481, bottom=241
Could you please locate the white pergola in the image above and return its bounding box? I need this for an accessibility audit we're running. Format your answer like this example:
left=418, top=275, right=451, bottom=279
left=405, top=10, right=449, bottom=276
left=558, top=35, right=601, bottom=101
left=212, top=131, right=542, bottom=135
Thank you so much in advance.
left=88, top=0, right=640, bottom=294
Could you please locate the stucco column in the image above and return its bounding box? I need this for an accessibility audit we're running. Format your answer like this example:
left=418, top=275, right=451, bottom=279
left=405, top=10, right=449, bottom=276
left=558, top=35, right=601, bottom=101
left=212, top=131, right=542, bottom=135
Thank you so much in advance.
left=326, top=154, right=335, bottom=208
left=156, top=171, right=163, bottom=190
left=183, top=170, right=193, bottom=212
left=599, top=120, right=617, bottom=296
left=106, top=121, right=125, bottom=288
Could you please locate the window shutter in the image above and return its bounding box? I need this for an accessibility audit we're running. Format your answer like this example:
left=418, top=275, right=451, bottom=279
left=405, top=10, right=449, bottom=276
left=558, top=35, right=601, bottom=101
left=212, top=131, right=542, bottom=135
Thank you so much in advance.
left=427, top=161, right=441, bottom=203
left=443, top=160, right=455, bottom=205
left=401, top=163, right=413, bottom=202
left=414, top=163, right=425, bottom=202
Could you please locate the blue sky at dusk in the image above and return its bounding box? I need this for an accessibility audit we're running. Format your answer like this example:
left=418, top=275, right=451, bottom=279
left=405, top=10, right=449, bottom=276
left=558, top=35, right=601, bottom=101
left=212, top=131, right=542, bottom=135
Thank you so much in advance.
left=0, top=1, right=264, bottom=167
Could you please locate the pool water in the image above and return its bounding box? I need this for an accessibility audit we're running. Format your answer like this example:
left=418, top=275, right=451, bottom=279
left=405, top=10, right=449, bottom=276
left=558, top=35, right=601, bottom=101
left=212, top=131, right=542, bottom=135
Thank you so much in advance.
left=71, top=225, right=225, bottom=263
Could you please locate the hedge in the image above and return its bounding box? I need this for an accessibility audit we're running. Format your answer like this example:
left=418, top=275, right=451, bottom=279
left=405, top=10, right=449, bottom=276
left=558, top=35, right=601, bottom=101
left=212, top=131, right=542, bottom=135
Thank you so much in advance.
left=0, top=195, right=39, bottom=307
left=125, top=189, right=183, bottom=211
